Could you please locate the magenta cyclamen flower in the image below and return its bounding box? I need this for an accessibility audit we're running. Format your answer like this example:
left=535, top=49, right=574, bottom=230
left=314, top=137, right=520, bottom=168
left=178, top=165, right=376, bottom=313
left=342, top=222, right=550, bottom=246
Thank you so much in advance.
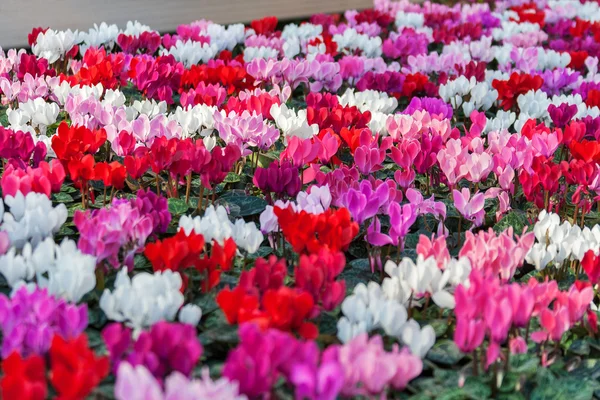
left=253, top=160, right=301, bottom=198
left=102, top=322, right=202, bottom=380
left=129, top=188, right=172, bottom=235
left=382, top=29, right=429, bottom=60
left=547, top=103, right=578, bottom=129
left=223, top=323, right=319, bottom=398
left=74, top=198, right=154, bottom=270
left=0, top=286, right=88, bottom=358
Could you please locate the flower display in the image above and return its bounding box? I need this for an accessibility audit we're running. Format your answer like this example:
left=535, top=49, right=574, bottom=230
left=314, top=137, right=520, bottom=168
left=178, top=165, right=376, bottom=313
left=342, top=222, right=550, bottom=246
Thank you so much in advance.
left=1, top=1, right=600, bottom=397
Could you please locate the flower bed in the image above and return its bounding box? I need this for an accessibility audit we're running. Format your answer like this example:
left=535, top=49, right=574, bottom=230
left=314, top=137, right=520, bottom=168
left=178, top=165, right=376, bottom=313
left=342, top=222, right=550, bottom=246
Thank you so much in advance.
left=0, top=0, right=600, bottom=398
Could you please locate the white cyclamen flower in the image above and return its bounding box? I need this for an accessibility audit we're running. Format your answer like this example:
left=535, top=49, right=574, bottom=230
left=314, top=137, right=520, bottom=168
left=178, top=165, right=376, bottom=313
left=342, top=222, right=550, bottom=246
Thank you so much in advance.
left=100, top=268, right=184, bottom=331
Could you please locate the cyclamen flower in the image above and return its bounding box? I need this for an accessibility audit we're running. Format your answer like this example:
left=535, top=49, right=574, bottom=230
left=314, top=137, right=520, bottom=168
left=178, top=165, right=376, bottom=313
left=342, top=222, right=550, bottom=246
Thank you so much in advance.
left=0, top=237, right=96, bottom=302
left=31, top=29, right=79, bottom=64
left=74, top=198, right=153, bottom=269
left=103, top=322, right=202, bottom=380
left=0, top=191, right=68, bottom=249
left=49, top=334, right=109, bottom=399
left=0, top=352, right=48, bottom=400
left=254, top=160, right=302, bottom=198
left=128, top=189, right=171, bottom=235
left=322, top=334, right=422, bottom=397
left=223, top=323, right=318, bottom=398
left=453, top=188, right=485, bottom=228
left=213, top=110, right=280, bottom=156
left=0, top=286, right=88, bottom=358
left=459, top=228, right=535, bottom=281
left=115, top=363, right=247, bottom=400
left=99, top=268, right=185, bottom=331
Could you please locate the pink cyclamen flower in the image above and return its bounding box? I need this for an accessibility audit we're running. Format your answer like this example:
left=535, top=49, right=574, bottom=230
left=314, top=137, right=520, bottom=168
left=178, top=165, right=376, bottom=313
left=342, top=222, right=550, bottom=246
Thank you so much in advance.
left=453, top=188, right=485, bottom=227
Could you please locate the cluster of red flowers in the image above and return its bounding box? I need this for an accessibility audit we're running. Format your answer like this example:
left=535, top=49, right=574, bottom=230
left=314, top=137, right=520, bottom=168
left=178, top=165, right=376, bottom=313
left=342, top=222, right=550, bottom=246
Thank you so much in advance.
left=216, top=247, right=349, bottom=340
left=180, top=61, right=255, bottom=95
left=274, top=206, right=359, bottom=254
left=0, top=335, right=108, bottom=400
left=216, top=256, right=319, bottom=339
left=145, top=230, right=236, bottom=292
left=61, top=48, right=127, bottom=89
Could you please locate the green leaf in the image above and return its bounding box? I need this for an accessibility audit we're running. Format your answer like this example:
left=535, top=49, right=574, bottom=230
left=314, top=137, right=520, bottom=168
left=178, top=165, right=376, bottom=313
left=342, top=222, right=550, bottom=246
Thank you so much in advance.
left=247, top=246, right=273, bottom=260
left=530, top=375, right=597, bottom=400
left=462, top=377, right=492, bottom=399
left=342, top=259, right=378, bottom=292
left=216, top=190, right=267, bottom=216
left=168, top=198, right=190, bottom=215
left=223, top=172, right=241, bottom=183
left=510, top=354, right=540, bottom=374
left=494, top=210, right=529, bottom=234
left=569, top=339, right=591, bottom=356
left=428, top=319, right=449, bottom=337
left=52, top=192, right=74, bottom=203
left=56, top=225, right=75, bottom=236
left=426, top=339, right=464, bottom=366
left=60, top=184, right=78, bottom=193
left=68, top=204, right=85, bottom=218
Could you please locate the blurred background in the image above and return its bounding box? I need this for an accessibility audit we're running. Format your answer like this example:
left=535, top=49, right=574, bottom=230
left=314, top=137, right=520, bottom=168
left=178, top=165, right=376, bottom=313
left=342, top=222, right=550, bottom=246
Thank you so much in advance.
left=0, top=0, right=373, bottom=48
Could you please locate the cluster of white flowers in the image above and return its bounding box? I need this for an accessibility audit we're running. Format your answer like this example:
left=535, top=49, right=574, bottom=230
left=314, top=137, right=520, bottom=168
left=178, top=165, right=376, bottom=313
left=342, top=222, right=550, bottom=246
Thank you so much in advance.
left=526, top=211, right=600, bottom=270
left=338, top=88, right=398, bottom=114
left=395, top=11, right=425, bottom=28
left=270, top=103, right=319, bottom=140
left=337, top=281, right=435, bottom=358
left=56, top=79, right=104, bottom=101
left=337, top=255, right=471, bottom=349
left=162, top=40, right=219, bottom=68
left=100, top=267, right=201, bottom=332
left=439, top=76, right=498, bottom=113
left=0, top=192, right=67, bottom=249
left=31, top=29, right=79, bottom=64
left=243, top=46, right=279, bottom=63
left=179, top=205, right=264, bottom=254
left=332, top=28, right=383, bottom=58
left=9, top=98, right=60, bottom=135
left=203, top=23, right=245, bottom=52
left=2, top=238, right=96, bottom=303
left=168, top=104, right=217, bottom=138
left=78, top=22, right=120, bottom=54
left=281, top=23, right=323, bottom=42
left=484, top=110, right=516, bottom=133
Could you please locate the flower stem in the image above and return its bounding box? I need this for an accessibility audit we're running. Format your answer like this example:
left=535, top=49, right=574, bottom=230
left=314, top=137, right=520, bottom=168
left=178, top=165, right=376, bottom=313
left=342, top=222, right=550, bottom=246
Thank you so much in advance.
left=185, top=174, right=192, bottom=204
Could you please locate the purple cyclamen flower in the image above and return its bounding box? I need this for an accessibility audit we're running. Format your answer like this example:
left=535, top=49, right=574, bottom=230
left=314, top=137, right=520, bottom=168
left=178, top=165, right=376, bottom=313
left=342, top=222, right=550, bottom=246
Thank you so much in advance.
left=223, top=323, right=319, bottom=398
left=130, top=188, right=172, bottom=235
left=102, top=322, right=202, bottom=381
left=403, top=97, right=454, bottom=120
left=74, top=198, right=154, bottom=270
left=548, top=103, right=578, bottom=129
left=340, top=179, right=391, bottom=224
left=0, top=286, right=87, bottom=358
left=253, top=160, right=301, bottom=198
